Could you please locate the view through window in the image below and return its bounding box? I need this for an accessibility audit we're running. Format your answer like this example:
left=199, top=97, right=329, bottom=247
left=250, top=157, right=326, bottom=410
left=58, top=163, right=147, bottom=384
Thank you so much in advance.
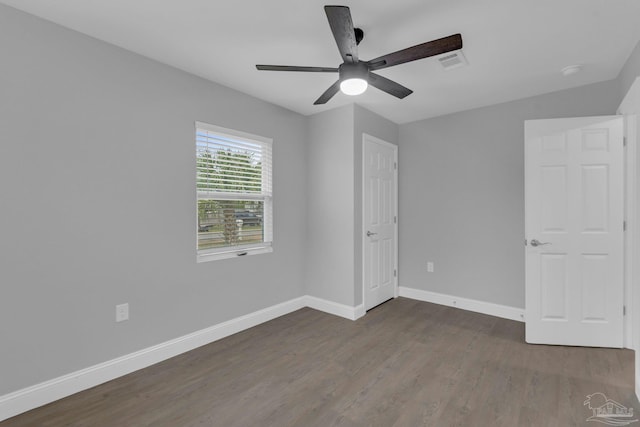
left=196, top=122, right=272, bottom=261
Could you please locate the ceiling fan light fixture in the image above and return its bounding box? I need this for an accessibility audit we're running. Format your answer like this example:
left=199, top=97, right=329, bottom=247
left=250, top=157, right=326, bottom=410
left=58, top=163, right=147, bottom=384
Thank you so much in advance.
left=340, top=78, right=368, bottom=95
left=338, top=61, right=369, bottom=96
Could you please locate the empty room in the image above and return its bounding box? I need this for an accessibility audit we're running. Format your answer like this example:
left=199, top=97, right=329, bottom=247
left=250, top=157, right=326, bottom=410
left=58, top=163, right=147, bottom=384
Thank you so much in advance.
left=2, top=0, right=640, bottom=425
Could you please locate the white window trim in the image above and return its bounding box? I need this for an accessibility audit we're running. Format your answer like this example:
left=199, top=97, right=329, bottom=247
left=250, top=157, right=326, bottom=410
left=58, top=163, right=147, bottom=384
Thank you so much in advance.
left=195, top=121, right=273, bottom=262
left=197, top=245, right=273, bottom=263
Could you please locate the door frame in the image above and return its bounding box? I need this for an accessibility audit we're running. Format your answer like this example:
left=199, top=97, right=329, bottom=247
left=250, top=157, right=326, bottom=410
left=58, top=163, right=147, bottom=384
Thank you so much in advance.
left=623, top=114, right=636, bottom=349
left=617, top=76, right=640, bottom=400
left=361, top=133, right=399, bottom=311
left=618, top=80, right=640, bottom=350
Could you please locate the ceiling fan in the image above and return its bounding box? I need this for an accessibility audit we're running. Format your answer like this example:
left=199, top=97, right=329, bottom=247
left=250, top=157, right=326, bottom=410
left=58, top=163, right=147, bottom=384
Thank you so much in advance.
left=256, top=5, right=463, bottom=105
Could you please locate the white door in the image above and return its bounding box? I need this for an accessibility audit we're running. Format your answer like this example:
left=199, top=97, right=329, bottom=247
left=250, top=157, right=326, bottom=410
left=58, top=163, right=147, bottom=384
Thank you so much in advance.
left=525, top=116, right=624, bottom=347
left=363, top=134, right=397, bottom=311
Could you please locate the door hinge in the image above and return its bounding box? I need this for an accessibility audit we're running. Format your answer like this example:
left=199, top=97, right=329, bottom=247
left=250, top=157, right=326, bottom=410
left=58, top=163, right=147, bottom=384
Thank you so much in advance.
left=394, top=216, right=397, bottom=224
left=394, top=162, right=397, bottom=170
left=394, top=269, right=397, bottom=277
left=623, top=137, right=627, bottom=147
left=624, top=305, right=627, bottom=316
left=624, top=220, right=627, bottom=231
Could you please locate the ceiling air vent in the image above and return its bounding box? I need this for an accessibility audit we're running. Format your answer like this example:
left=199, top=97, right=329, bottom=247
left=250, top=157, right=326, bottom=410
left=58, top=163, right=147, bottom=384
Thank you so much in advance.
left=438, top=50, right=467, bottom=70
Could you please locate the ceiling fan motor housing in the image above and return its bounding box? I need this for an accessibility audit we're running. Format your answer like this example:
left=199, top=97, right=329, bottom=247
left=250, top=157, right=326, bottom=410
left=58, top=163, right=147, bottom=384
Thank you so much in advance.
left=339, top=61, right=369, bottom=82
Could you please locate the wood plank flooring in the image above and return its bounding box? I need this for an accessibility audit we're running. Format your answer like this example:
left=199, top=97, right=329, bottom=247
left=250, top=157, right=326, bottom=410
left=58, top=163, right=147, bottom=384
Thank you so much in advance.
left=2, top=297, right=637, bottom=426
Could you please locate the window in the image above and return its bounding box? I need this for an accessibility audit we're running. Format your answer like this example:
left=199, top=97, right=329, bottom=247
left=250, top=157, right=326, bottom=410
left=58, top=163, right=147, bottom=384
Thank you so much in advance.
left=196, top=122, right=272, bottom=262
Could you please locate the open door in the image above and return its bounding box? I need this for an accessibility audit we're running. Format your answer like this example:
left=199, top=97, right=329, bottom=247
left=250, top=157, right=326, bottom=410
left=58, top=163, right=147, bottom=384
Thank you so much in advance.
left=525, top=116, right=624, bottom=347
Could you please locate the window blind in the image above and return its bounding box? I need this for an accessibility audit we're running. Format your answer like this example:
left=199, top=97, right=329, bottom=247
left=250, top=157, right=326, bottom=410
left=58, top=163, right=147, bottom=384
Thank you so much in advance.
left=196, top=122, right=273, bottom=261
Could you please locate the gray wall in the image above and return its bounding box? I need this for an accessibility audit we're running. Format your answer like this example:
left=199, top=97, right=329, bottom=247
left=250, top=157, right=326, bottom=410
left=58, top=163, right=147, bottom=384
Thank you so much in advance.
left=305, top=105, right=355, bottom=306
left=0, top=5, right=307, bottom=395
left=353, top=105, right=399, bottom=306
left=619, top=41, right=640, bottom=103
left=398, top=79, right=621, bottom=308
left=304, top=104, right=398, bottom=307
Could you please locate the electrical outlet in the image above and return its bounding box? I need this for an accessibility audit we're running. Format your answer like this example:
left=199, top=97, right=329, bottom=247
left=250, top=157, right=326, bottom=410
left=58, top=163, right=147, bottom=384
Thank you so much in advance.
left=116, top=303, right=129, bottom=322
left=427, top=262, right=434, bottom=273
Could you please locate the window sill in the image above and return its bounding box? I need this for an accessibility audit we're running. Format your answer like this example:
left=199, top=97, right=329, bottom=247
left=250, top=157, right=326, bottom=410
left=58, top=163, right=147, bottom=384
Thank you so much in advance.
left=197, top=246, right=273, bottom=263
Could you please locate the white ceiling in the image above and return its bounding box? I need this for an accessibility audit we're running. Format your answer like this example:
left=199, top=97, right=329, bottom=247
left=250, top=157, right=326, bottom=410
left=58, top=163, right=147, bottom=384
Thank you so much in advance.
left=3, top=0, right=640, bottom=124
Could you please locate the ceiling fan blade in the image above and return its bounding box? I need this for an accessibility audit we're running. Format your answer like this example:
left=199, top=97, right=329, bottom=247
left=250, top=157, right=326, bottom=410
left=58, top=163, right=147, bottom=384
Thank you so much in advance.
left=256, top=65, right=338, bottom=72
left=324, top=6, right=358, bottom=63
left=314, top=80, right=341, bottom=105
left=368, top=73, right=413, bottom=99
left=367, top=33, right=462, bottom=71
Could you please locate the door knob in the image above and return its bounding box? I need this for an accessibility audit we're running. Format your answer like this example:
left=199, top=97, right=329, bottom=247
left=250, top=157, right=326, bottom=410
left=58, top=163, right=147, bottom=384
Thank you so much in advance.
left=530, top=239, right=551, bottom=247
left=366, top=231, right=377, bottom=237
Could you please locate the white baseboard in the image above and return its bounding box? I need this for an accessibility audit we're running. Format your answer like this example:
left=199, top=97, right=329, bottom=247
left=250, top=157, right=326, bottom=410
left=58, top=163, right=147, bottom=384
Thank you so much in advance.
left=636, top=351, right=640, bottom=403
left=0, top=294, right=369, bottom=422
left=0, top=296, right=307, bottom=422
left=354, top=304, right=366, bottom=320
left=399, top=286, right=525, bottom=323
left=304, top=296, right=365, bottom=321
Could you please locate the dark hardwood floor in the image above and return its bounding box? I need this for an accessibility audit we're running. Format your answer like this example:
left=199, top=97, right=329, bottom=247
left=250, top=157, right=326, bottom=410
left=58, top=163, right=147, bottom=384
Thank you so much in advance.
left=2, top=297, right=636, bottom=426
